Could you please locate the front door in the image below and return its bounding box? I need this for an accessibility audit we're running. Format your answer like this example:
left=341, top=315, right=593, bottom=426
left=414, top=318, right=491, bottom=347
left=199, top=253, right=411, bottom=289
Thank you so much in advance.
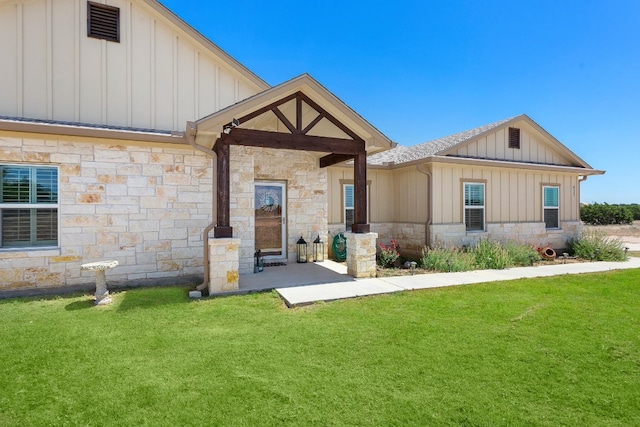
left=255, top=182, right=286, bottom=259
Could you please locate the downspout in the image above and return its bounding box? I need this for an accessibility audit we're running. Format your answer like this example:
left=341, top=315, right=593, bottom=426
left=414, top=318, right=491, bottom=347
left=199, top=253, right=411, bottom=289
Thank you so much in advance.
left=578, top=175, right=587, bottom=222
left=416, top=164, right=432, bottom=248
left=186, top=122, right=216, bottom=292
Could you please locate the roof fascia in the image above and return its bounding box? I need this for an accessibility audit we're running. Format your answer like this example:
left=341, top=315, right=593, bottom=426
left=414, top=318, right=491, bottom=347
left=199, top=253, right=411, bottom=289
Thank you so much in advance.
left=194, top=74, right=393, bottom=152
left=427, top=155, right=605, bottom=175
left=140, top=0, right=269, bottom=91
left=0, top=119, right=188, bottom=145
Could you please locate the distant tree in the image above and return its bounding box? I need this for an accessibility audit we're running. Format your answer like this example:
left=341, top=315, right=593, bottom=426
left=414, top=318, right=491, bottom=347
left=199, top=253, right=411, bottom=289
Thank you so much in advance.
left=581, top=203, right=633, bottom=225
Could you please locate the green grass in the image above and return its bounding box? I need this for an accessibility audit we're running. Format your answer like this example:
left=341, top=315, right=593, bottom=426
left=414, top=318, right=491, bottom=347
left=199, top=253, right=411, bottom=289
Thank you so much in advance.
left=2, top=270, right=640, bottom=426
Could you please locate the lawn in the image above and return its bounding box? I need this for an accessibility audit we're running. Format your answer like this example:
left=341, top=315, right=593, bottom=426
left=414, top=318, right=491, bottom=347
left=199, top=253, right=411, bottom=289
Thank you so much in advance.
left=1, top=270, right=639, bottom=426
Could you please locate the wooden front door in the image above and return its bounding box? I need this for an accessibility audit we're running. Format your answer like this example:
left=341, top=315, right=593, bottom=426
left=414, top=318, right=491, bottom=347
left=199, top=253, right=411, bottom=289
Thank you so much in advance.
left=254, top=182, right=286, bottom=259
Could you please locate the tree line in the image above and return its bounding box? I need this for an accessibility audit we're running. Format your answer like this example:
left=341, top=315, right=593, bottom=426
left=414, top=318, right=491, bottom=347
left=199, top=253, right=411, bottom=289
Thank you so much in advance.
left=580, top=203, right=640, bottom=225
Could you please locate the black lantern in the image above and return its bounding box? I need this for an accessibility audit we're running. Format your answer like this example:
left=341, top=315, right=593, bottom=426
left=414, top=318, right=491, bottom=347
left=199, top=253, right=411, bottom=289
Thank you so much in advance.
left=254, top=249, right=264, bottom=273
left=313, top=235, right=324, bottom=262
left=296, top=236, right=308, bottom=263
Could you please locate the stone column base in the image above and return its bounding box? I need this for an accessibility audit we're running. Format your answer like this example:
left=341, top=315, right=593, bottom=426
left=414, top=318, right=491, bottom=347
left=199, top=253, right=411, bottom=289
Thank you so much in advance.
left=344, top=232, right=378, bottom=278
left=208, top=238, right=241, bottom=293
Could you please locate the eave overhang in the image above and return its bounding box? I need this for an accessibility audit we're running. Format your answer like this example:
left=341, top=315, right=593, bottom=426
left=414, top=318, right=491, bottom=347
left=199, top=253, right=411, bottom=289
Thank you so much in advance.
left=0, top=117, right=188, bottom=145
left=193, top=74, right=393, bottom=154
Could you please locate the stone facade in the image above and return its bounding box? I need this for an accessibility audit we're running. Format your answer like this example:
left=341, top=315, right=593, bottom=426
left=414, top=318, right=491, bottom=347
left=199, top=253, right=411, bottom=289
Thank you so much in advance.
left=231, top=146, right=328, bottom=274
left=0, top=136, right=212, bottom=290
left=208, top=238, right=240, bottom=293
left=429, top=221, right=583, bottom=249
left=344, top=232, right=378, bottom=278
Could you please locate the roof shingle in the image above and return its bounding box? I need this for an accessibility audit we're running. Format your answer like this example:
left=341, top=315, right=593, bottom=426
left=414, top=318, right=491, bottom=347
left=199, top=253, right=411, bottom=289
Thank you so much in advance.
left=367, top=116, right=518, bottom=166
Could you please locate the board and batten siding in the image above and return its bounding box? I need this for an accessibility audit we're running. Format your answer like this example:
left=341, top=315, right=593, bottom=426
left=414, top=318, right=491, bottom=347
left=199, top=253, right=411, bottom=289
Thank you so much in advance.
left=430, top=163, right=580, bottom=225
left=0, top=0, right=263, bottom=131
left=453, top=120, right=571, bottom=166
left=327, top=167, right=395, bottom=225
left=391, top=166, right=429, bottom=224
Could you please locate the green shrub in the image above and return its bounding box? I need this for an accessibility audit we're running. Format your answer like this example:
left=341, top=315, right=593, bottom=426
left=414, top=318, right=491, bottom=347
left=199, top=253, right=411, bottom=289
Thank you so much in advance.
left=581, top=203, right=633, bottom=225
left=472, top=240, right=512, bottom=269
left=420, top=247, right=475, bottom=272
left=503, top=241, right=542, bottom=266
left=570, top=230, right=628, bottom=261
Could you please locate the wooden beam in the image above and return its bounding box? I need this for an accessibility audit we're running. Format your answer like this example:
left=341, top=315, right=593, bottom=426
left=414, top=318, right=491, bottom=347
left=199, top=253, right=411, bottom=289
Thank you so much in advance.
left=226, top=128, right=364, bottom=155
left=298, top=92, right=364, bottom=142
left=352, top=151, right=369, bottom=233
left=232, top=92, right=299, bottom=126
left=296, top=95, right=303, bottom=132
left=319, top=153, right=354, bottom=168
left=302, top=112, right=324, bottom=135
left=271, top=106, right=297, bottom=134
left=214, top=138, right=232, bottom=238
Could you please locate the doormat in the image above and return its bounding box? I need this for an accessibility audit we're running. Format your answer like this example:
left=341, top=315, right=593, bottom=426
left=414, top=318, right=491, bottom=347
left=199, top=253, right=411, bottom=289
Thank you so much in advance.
left=264, top=262, right=287, bottom=267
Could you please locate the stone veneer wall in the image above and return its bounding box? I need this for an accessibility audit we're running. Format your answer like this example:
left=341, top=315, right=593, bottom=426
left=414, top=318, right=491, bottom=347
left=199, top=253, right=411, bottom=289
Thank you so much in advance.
left=0, top=136, right=213, bottom=291
left=429, top=221, right=583, bottom=249
left=230, top=146, right=328, bottom=274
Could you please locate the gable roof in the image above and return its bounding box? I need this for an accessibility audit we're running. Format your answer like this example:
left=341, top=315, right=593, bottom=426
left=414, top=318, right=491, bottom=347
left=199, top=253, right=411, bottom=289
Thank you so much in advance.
left=367, top=114, right=598, bottom=171
left=367, top=116, right=515, bottom=166
left=192, top=73, right=393, bottom=153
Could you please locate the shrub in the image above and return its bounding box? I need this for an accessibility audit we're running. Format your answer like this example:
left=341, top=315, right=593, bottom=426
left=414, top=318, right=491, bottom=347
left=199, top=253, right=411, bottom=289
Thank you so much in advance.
left=570, top=230, right=628, bottom=261
left=472, top=240, right=512, bottom=269
left=420, top=247, right=476, bottom=272
left=581, top=203, right=633, bottom=225
left=503, top=242, right=542, bottom=266
left=378, top=240, right=400, bottom=268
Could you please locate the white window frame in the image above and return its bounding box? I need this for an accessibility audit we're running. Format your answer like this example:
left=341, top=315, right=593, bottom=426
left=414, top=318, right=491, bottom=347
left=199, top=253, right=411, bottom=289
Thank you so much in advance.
left=0, top=164, right=60, bottom=249
left=543, top=186, right=560, bottom=229
left=343, top=183, right=369, bottom=231
left=464, top=182, right=485, bottom=232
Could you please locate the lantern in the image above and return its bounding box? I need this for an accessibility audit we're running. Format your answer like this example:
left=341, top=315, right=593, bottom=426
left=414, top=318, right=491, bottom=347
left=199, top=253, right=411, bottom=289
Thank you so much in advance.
left=254, top=249, right=264, bottom=273
left=313, top=235, right=324, bottom=262
left=296, top=236, right=308, bottom=263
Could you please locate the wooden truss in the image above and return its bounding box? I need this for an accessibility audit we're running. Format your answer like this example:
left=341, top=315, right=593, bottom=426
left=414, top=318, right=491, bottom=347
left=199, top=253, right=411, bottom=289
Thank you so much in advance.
left=212, top=91, right=369, bottom=237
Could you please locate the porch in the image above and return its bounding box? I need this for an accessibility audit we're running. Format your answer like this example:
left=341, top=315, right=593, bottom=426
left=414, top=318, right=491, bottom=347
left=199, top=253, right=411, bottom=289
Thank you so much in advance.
left=236, top=260, right=354, bottom=293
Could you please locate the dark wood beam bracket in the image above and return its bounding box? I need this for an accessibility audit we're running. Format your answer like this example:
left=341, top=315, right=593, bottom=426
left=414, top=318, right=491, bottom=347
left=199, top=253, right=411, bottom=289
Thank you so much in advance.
left=319, top=153, right=354, bottom=168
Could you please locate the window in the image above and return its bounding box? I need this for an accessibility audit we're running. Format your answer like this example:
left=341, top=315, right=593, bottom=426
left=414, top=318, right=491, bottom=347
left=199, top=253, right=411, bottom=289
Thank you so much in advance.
left=0, top=165, right=59, bottom=248
left=343, top=184, right=369, bottom=231
left=508, top=127, right=521, bottom=149
left=344, top=184, right=355, bottom=230
left=87, top=1, right=120, bottom=43
left=543, top=186, right=559, bottom=229
left=464, top=182, right=485, bottom=231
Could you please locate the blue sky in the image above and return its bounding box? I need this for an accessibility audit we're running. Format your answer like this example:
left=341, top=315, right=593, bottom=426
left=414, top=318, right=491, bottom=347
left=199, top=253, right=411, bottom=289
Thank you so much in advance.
left=161, top=0, right=640, bottom=203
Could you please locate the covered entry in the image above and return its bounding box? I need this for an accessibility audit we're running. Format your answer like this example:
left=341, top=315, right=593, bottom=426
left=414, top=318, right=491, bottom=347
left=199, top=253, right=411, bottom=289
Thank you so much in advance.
left=187, top=74, right=392, bottom=292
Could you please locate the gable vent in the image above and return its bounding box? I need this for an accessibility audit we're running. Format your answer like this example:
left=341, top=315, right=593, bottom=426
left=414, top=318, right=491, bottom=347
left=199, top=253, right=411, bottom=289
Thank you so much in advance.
left=508, top=127, right=521, bottom=149
left=87, top=2, right=120, bottom=43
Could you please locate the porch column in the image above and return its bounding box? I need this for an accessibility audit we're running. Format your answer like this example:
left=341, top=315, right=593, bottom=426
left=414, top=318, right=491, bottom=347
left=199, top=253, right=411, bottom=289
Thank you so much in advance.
left=344, top=231, right=378, bottom=278
left=214, top=137, right=233, bottom=238
left=351, top=151, right=370, bottom=233
left=208, top=238, right=240, bottom=293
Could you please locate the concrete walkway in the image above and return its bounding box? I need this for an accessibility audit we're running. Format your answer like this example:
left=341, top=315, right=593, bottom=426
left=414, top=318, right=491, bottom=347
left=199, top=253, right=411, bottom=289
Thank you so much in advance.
left=276, top=257, right=640, bottom=307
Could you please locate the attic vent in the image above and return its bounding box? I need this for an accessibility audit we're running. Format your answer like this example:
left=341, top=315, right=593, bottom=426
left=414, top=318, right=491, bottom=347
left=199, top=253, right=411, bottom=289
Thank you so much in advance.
left=508, top=127, right=521, bottom=149
left=87, top=2, right=120, bottom=43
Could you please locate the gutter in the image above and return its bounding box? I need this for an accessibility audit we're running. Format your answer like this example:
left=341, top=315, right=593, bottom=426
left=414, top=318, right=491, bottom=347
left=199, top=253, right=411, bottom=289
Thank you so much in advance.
left=416, top=164, right=432, bottom=248
left=186, top=121, right=216, bottom=292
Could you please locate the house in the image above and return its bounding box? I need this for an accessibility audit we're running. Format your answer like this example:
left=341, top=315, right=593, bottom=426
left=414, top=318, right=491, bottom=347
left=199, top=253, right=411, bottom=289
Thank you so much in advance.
left=328, top=115, right=604, bottom=258
left=0, top=0, right=603, bottom=295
